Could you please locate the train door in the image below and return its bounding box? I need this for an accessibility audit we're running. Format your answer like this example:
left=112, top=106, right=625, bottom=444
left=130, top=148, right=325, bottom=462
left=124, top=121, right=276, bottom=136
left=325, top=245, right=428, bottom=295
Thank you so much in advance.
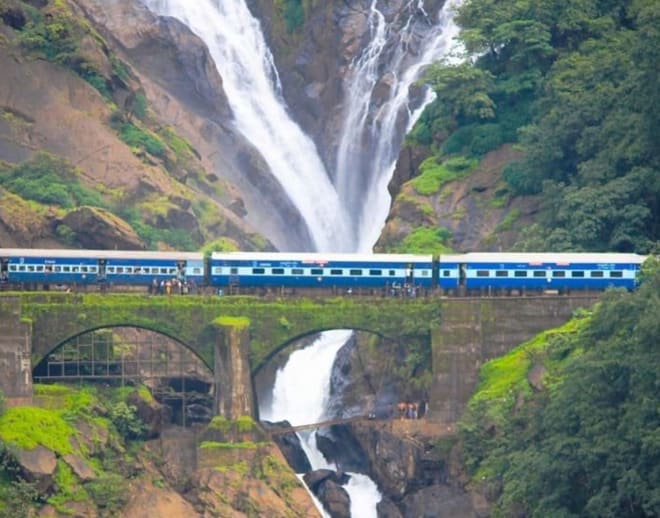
left=0, top=257, right=8, bottom=284
left=176, top=260, right=186, bottom=282
left=97, top=259, right=107, bottom=291
left=459, top=264, right=466, bottom=286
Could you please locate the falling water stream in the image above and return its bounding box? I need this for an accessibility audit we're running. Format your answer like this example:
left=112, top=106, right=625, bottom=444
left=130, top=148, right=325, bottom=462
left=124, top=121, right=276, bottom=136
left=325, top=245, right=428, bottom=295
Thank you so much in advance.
left=140, top=0, right=461, bottom=514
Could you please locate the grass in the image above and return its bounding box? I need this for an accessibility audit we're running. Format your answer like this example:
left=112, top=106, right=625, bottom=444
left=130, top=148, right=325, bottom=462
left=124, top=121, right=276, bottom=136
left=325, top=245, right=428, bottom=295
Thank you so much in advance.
left=411, top=155, right=478, bottom=195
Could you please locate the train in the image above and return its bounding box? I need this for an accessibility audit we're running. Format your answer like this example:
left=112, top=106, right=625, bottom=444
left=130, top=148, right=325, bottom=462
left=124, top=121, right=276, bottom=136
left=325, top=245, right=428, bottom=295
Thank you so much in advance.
left=0, top=248, right=648, bottom=295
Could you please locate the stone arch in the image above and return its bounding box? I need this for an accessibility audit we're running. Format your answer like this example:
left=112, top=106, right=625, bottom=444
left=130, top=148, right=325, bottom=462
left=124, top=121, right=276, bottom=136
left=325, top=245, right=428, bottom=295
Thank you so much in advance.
left=33, top=323, right=211, bottom=371
left=251, top=325, right=398, bottom=377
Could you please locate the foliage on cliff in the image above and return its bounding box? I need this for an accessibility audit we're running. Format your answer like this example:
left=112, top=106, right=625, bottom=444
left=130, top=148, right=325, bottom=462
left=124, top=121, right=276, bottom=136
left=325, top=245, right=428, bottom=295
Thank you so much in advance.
left=459, top=258, right=660, bottom=516
left=414, top=0, right=659, bottom=253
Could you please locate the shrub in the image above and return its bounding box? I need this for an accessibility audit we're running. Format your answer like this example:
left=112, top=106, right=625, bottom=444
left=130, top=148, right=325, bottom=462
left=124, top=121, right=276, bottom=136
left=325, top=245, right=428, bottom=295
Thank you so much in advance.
left=85, top=473, right=129, bottom=510
left=116, top=123, right=166, bottom=157
left=109, top=401, right=146, bottom=440
left=0, top=152, right=106, bottom=209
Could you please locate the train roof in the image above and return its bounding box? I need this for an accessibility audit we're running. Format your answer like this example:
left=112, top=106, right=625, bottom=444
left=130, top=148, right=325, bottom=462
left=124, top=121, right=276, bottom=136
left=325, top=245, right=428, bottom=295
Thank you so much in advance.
left=210, top=251, right=434, bottom=263
left=439, top=252, right=647, bottom=264
left=0, top=248, right=204, bottom=260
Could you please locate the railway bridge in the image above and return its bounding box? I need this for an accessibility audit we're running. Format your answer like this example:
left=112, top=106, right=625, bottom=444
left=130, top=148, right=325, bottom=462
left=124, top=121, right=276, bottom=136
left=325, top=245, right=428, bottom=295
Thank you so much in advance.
left=0, top=292, right=599, bottom=427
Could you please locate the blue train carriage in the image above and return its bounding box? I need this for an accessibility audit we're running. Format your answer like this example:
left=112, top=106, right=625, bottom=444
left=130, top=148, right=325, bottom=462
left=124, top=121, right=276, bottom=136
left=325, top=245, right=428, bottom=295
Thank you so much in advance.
left=100, top=250, right=205, bottom=287
left=0, top=248, right=101, bottom=286
left=209, top=252, right=435, bottom=290
left=458, top=252, right=646, bottom=292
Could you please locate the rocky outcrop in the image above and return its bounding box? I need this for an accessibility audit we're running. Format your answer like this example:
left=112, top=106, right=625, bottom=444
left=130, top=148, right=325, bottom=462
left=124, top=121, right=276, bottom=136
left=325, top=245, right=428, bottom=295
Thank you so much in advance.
left=60, top=207, right=144, bottom=250
left=303, top=469, right=351, bottom=518
left=15, top=445, right=57, bottom=493
left=401, top=484, right=480, bottom=518
left=380, top=144, right=537, bottom=252
left=264, top=422, right=312, bottom=473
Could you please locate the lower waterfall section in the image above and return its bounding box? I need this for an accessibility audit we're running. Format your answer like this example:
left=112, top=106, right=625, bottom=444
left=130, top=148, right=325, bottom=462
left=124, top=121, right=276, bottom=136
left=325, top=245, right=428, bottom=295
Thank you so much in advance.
left=259, top=330, right=381, bottom=517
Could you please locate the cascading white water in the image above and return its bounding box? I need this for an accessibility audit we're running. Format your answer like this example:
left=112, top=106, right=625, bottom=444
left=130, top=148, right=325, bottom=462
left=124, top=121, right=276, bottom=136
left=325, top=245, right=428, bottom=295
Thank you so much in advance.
left=336, top=0, right=463, bottom=251
left=139, top=0, right=461, bottom=515
left=259, top=330, right=382, bottom=517
left=140, top=0, right=351, bottom=252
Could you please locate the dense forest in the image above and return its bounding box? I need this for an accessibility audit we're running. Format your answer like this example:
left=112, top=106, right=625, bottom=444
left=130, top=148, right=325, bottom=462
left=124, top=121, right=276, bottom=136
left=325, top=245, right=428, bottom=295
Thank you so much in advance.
left=411, top=0, right=659, bottom=253
left=459, top=257, right=660, bottom=516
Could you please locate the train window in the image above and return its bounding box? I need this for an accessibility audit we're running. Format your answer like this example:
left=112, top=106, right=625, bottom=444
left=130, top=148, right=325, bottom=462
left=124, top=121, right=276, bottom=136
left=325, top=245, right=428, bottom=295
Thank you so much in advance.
left=476, top=270, right=489, bottom=277
left=169, top=268, right=176, bottom=274
left=9, top=265, right=17, bottom=272
left=311, top=268, right=324, bottom=275
left=252, top=268, right=265, bottom=274
left=63, top=266, right=70, bottom=273
left=292, top=268, right=304, bottom=275
left=89, top=267, right=97, bottom=273
left=369, top=269, right=382, bottom=276
left=126, top=267, right=133, bottom=273
left=330, top=269, right=343, bottom=275
left=27, top=265, right=35, bottom=272
left=610, top=271, right=623, bottom=278
left=590, top=271, right=604, bottom=278
left=229, top=268, right=237, bottom=274
left=19, top=265, right=26, bottom=272
left=442, top=270, right=451, bottom=277
left=571, top=271, right=585, bottom=278
left=116, top=267, right=124, bottom=274
left=388, top=270, right=396, bottom=276
left=36, top=266, right=44, bottom=272
left=107, top=267, right=115, bottom=273
left=160, top=268, right=168, bottom=274
left=272, top=268, right=285, bottom=275
left=420, top=271, right=430, bottom=277
left=495, top=270, right=508, bottom=277
left=54, top=266, right=61, bottom=272
left=514, top=271, right=527, bottom=277
left=192, top=267, right=201, bottom=274
left=553, top=271, right=566, bottom=277
left=72, top=267, right=79, bottom=273
left=349, top=269, right=363, bottom=276
left=533, top=271, right=546, bottom=278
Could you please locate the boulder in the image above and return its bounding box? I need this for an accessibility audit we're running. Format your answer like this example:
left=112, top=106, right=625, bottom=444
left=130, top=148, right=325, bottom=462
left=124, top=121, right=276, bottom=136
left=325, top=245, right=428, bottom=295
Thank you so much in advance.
left=15, top=445, right=57, bottom=493
left=63, top=453, right=97, bottom=482
left=316, top=477, right=351, bottom=518
left=61, top=206, right=144, bottom=250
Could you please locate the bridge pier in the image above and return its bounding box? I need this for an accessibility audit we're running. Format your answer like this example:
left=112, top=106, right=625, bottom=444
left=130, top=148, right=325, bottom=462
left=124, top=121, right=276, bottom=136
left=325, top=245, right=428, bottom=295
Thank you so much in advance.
left=213, top=319, right=255, bottom=419
left=0, top=297, right=33, bottom=405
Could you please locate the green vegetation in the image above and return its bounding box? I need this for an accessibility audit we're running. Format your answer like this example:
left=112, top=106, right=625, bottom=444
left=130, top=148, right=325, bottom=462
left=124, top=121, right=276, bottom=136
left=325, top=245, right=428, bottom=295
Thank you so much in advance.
left=115, top=122, right=166, bottom=158
left=274, top=0, right=305, bottom=32
left=386, top=226, right=453, bottom=255
left=0, top=152, right=107, bottom=209
left=460, top=259, right=660, bottom=516
left=412, top=0, right=659, bottom=253
left=0, top=384, right=150, bottom=516
left=411, top=156, right=477, bottom=195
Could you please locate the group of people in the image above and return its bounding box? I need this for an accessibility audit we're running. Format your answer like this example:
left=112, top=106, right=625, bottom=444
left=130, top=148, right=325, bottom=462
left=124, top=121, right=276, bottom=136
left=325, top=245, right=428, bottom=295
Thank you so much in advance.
left=396, top=400, right=426, bottom=420
left=149, top=277, right=197, bottom=295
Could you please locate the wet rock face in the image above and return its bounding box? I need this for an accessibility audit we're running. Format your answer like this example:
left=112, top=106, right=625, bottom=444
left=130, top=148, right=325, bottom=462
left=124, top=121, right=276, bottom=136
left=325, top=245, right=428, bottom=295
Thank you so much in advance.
left=303, top=469, right=351, bottom=518
left=264, top=421, right=312, bottom=474
left=401, top=484, right=480, bottom=518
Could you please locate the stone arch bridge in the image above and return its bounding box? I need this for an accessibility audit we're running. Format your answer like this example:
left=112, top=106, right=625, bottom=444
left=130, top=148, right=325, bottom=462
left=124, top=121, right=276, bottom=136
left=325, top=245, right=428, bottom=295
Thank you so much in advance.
left=0, top=293, right=599, bottom=426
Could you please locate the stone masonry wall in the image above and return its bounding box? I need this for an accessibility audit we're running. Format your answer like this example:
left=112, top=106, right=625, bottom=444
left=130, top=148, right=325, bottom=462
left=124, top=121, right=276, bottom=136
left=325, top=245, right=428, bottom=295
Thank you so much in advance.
left=429, top=296, right=600, bottom=427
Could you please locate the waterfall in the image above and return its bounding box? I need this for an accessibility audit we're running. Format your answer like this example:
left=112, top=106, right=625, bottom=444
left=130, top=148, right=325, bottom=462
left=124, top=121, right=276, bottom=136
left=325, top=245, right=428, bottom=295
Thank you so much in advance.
left=139, top=0, right=461, bottom=515
left=140, top=0, right=351, bottom=252
left=335, top=0, right=463, bottom=250
left=259, top=330, right=382, bottom=517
